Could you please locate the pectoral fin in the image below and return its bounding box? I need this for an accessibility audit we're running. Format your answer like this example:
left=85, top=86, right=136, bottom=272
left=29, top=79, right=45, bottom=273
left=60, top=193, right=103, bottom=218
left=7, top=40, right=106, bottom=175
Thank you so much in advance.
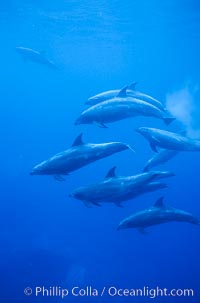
left=150, top=142, right=158, bottom=153
left=138, top=228, right=148, bottom=234
left=92, top=201, right=102, bottom=207
left=114, top=201, right=124, bottom=208
left=54, top=174, right=65, bottom=181
left=94, top=121, right=108, bottom=128
left=164, top=117, right=176, bottom=126
left=150, top=136, right=161, bottom=152
left=83, top=201, right=93, bottom=208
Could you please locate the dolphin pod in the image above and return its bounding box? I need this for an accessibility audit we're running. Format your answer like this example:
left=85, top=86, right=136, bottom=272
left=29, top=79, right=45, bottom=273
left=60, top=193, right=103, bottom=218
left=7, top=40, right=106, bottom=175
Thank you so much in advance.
left=70, top=167, right=174, bottom=207
left=75, top=87, right=175, bottom=128
left=16, top=46, right=59, bottom=69
left=86, top=82, right=166, bottom=112
left=30, top=134, right=134, bottom=181
left=117, top=197, right=200, bottom=233
left=136, top=127, right=200, bottom=152
left=27, top=70, right=199, bottom=235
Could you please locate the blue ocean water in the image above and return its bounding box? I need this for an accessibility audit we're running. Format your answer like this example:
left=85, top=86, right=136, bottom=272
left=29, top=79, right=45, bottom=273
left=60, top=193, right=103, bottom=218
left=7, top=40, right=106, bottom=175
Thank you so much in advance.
left=1, top=0, right=200, bottom=302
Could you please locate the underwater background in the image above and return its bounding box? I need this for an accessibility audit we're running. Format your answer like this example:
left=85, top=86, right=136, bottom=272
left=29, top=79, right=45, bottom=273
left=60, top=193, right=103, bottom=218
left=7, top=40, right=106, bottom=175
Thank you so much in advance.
left=1, top=0, right=200, bottom=302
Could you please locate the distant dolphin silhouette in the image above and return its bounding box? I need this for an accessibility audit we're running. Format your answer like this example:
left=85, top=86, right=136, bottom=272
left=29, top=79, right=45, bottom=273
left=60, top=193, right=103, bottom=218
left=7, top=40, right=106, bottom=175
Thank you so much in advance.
left=118, top=197, right=200, bottom=233
left=16, top=46, right=59, bottom=69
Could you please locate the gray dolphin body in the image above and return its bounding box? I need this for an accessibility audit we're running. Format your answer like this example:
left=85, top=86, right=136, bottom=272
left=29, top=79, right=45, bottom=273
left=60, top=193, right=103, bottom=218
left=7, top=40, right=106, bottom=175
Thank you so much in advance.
left=30, top=134, right=133, bottom=181
left=118, top=197, right=200, bottom=232
left=75, top=88, right=175, bottom=128
left=109, top=182, right=168, bottom=205
left=16, top=46, right=59, bottom=69
left=86, top=83, right=165, bottom=111
left=136, top=127, right=200, bottom=153
left=143, top=149, right=178, bottom=171
left=70, top=167, right=174, bottom=207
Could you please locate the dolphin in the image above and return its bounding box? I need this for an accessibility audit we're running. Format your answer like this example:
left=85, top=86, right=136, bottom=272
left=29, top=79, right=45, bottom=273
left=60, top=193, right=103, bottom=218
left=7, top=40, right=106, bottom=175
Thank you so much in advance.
left=30, top=134, right=134, bottom=181
left=69, top=167, right=174, bottom=207
left=75, top=87, right=175, bottom=128
left=117, top=197, right=200, bottom=233
left=136, top=127, right=200, bottom=153
left=143, top=149, right=178, bottom=171
left=16, top=46, right=59, bottom=69
left=110, top=182, right=168, bottom=205
left=86, top=82, right=166, bottom=111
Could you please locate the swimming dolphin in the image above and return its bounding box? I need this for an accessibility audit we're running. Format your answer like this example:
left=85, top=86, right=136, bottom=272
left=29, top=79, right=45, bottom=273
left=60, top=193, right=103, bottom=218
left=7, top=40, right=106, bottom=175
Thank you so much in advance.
left=16, top=46, right=59, bottom=69
left=110, top=181, right=168, bottom=205
left=143, top=149, right=178, bottom=171
left=117, top=197, right=200, bottom=232
left=30, top=134, right=134, bottom=181
left=75, top=87, right=175, bottom=128
left=69, top=167, right=174, bottom=207
left=86, top=82, right=166, bottom=111
left=136, top=127, right=200, bottom=153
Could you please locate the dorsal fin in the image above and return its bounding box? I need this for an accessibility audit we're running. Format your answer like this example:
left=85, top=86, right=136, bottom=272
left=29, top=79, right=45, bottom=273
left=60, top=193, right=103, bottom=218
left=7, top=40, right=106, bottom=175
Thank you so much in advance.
left=117, top=86, right=128, bottom=98
left=72, top=133, right=84, bottom=147
left=128, top=81, right=138, bottom=91
left=105, top=166, right=117, bottom=178
left=154, top=197, right=164, bottom=208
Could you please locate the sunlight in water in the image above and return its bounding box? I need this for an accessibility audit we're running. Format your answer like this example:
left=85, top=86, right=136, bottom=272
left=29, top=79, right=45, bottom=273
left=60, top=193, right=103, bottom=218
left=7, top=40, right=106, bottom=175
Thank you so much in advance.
left=166, top=85, right=200, bottom=138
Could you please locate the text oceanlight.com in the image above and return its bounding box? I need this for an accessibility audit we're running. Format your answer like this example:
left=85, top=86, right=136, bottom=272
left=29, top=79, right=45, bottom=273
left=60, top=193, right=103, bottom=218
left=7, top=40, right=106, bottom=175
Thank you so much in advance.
left=24, top=285, right=195, bottom=299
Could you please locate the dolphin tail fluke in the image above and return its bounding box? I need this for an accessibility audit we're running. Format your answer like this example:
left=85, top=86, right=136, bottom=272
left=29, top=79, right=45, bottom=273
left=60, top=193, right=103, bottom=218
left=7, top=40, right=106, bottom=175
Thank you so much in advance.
left=164, top=117, right=176, bottom=126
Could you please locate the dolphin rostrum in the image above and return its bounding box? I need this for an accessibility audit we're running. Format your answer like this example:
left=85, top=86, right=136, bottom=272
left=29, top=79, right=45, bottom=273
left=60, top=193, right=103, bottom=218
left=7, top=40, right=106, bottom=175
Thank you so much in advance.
left=30, top=134, right=134, bottom=181
left=117, top=197, right=200, bottom=233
